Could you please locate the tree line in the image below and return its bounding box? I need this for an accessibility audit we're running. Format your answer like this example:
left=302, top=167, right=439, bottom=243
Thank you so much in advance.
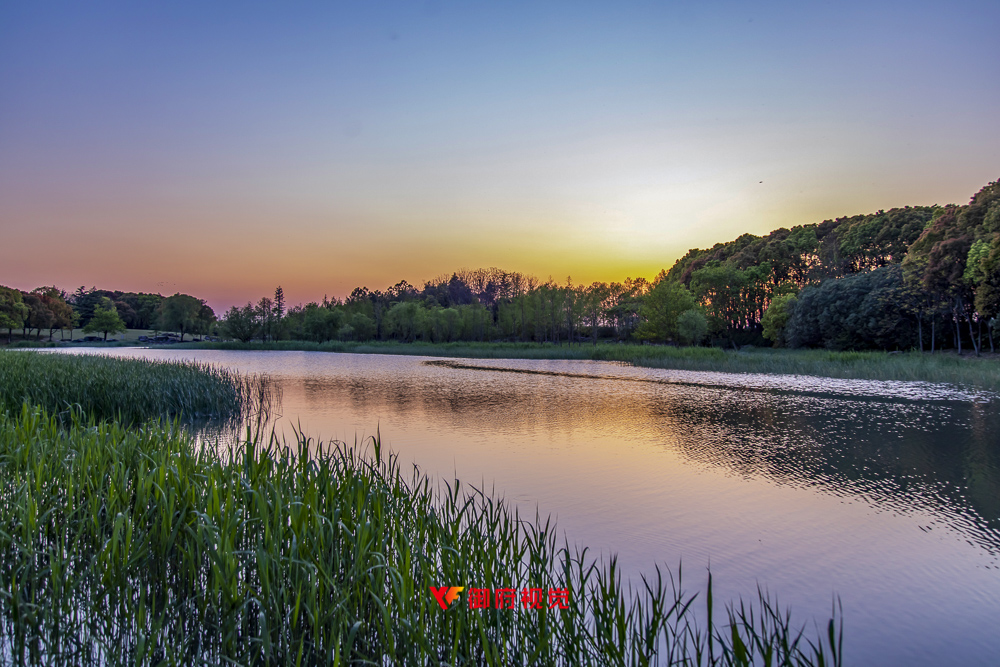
left=220, top=178, right=999, bottom=354
left=672, top=178, right=1000, bottom=353
left=0, top=287, right=216, bottom=343
left=218, top=275, right=658, bottom=346
left=5, top=177, right=998, bottom=353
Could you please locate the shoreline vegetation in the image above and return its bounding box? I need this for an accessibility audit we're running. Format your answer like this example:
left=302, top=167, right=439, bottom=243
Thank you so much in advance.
left=0, top=352, right=844, bottom=665
left=3, top=179, right=1000, bottom=367
left=0, top=349, right=278, bottom=425
left=0, top=404, right=843, bottom=666
left=18, top=335, right=1000, bottom=392
left=60, top=338, right=1000, bottom=393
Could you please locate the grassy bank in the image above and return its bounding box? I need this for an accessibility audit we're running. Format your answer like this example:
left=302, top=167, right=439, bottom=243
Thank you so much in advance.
left=2, top=328, right=163, bottom=346
left=598, top=346, right=1000, bottom=391
left=176, top=339, right=1000, bottom=392
left=0, top=350, right=276, bottom=424
left=0, top=404, right=841, bottom=666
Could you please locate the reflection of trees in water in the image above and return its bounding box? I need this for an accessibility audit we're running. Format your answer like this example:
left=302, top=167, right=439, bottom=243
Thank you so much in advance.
left=291, top=366, right=1000, bottom=556
left=295, top=372, right=663, bottom=437
left=665, top=393, right=1000, bottom=556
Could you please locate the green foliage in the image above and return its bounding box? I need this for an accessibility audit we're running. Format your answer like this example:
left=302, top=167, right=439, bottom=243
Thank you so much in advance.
left=420, top=306, right=462, bottom=342
left=83, top=298, right=127, bottom=341
left=383, top=300, right=423, bottom=342
left=676, top=309, right=708, bottom=346
left=834, top=207, right=933, bottom=273
left=296, top=303, right=342, bottom=342
left=32, top=286, right=76, bottom=338
left=21, top=293, right=54, bottom=340
left=344, top=312, right=376, bottom=341
left=785, top=266, right=920, bottom=350
left=0, top=351, right=272, bottom=423
left=689, top=261, right=773, bottom=339
left=761, top=293, right=798, bottom=347
left=0, top=286, right=29, bottom=343
left=960, top=179, right=1000, bottom=232
left=158, top=293, right=215, bottom=342
left=70, top=288, right=164, bottom=329
left=663, top=204, right=937, bottom=344
left=973, top=238, right=1000, bottom=320
left=963, top=239, right=991, bottom=284
left=221, top=302, right=259, bottom=343
left=634, top=276, right=698, bottom=343
left=0, top=405, right=842, bottom=665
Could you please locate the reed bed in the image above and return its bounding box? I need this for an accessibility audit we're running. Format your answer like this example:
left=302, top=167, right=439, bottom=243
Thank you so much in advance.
left=0, top=350, right=277, bottom=424
left=0, top=405, right=841, bottom=666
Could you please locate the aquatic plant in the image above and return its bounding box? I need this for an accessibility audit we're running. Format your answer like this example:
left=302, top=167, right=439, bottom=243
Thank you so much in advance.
left=0, top=350, right=276, bottom=424
left=0, top=405, right=841, bottom=666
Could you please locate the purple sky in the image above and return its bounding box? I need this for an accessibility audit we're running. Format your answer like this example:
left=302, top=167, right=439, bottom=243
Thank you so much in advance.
left=2, top=1, right=998, bottom=311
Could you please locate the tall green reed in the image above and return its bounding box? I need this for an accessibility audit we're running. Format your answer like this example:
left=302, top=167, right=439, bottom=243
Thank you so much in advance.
left=0, top=405, right=841, bottom=666
left=0, top=350, right=277, bottom=425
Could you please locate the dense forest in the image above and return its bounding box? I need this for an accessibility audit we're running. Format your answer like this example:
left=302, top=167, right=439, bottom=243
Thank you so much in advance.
left=2, top=178, right=998, bottom=353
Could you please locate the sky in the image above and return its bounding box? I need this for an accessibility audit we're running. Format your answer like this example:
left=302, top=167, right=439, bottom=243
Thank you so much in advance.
left=1, top=0, right=998, bottom=313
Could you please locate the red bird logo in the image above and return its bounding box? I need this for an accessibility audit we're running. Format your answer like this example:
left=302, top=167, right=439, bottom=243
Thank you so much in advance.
left=430, top=586, right=464, bottom=610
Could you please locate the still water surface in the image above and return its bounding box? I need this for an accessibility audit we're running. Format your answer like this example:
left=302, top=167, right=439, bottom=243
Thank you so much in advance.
left=62, top=348, right=1000, bottom=666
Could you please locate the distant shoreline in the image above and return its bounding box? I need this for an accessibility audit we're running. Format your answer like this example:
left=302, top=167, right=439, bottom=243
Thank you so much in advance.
left=18, top=338, right=999, bottom=393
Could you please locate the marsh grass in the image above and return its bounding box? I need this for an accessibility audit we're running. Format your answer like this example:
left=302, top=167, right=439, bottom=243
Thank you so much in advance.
left=594, top=346, right=1000, bottom=390
left=0, top=405, right=841, bottom=666
left=0, top=350, right=277, bottom=425
left=177, top=339, right=1000, bottom=392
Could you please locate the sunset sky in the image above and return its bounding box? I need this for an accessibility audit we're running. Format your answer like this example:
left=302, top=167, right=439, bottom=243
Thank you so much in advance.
left=2, top=1, right=998, bottom=312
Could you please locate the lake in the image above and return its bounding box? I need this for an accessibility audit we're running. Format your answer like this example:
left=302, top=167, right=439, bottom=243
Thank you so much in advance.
left=56, top=348, right=1000, bottom=665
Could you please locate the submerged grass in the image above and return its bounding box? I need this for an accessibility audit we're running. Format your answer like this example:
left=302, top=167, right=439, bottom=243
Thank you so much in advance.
left=177, top=339, right=1000, bottom=392
left=0, top=405, right=841, bottom=666
left=0, top=350, right=276, bottom=424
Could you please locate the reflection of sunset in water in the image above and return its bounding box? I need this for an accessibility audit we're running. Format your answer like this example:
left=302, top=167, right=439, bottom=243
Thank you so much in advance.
left=52, top=348, right=1000, bottom=666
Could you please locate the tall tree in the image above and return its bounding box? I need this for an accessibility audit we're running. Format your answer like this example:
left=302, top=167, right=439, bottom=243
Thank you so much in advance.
left=272, top=286, right=286, bottom=340
left=83, top=297, right=127, bottom=341
left=0, top=286, right=29, bottom=343
left=33, top=287, right=76, bottom=340
left=22, top=292, right=54, bottom=340
left=158, top=294, right=213, bottom=342
left=69, top=287, right=110, bottom=327
left=675, top=309, right=708, bottom=346
left=582, top=282, right=611, bottom=345
left=634, top=274, right=698, bottom=343
left=761, top=293, right=798, bottom=347
left=222, top=303, right=260, bottom=343
left=256, top=297, right=274, bottom=341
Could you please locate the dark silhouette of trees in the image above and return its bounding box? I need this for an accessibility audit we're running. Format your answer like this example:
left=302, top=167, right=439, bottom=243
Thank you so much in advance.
left=69, top=288, right=163, bottom=329
left=221, top=303, right=259, bottom=343
left=786, top=266, right=921, bottom=351
left=158, top=294, right=215, bottom=342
